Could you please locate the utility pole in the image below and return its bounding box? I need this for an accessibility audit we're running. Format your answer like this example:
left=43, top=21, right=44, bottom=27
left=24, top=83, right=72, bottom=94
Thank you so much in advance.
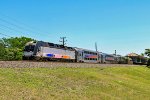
left=115, top=50, right=117, bottom=56
left=95, top=42, right=98, bottom=52
left=59, top=37, right=67, bottom=46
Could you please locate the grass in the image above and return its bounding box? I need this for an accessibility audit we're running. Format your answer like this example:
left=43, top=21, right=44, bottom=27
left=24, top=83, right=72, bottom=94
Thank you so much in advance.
left=0, top=66, right=150, bottom=100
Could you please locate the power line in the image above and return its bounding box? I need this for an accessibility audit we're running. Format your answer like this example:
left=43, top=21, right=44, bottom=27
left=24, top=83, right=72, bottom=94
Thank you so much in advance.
left=0, top=27, right=23, bottom=38
left=0, top=18, right=25, bottom=31
left=0, top=17, right=43, bottom=36
left=0, top=24, right=29, bottom=36
left=0, top=13, right=53, bottom=37
left=0, top=18, right=37, bottom=37
left=0, top=13, right=49, bottom=34
left=0, top=23, right=42, bottom=41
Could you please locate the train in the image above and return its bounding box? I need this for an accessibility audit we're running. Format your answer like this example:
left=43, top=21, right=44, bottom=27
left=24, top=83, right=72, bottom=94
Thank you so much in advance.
left=23, top=41, right=147, bottom=64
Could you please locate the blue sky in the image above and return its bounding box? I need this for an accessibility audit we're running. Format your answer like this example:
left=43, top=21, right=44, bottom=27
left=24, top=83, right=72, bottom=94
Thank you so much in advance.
left=0, top=0, right=150, bottom=55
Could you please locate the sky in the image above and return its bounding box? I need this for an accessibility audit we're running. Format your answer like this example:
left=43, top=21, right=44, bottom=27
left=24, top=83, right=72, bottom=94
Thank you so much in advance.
left=0, top=0, right=150, bottom=55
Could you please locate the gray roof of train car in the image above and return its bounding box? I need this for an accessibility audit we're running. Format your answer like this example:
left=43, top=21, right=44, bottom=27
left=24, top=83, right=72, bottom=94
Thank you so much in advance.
left=73, top=47, right=98, bottom=52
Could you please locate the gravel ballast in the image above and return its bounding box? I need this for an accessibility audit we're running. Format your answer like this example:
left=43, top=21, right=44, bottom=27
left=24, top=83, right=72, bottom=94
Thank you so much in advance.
left=0, top=61, right=141, bottom=68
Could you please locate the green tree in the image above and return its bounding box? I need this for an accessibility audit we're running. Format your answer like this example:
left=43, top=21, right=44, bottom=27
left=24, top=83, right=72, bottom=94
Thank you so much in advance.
left=145, top=49, right=150, bottom=57
left=2, top=36, right=35, bottom=49
left=0, top=40, right=6, bottom=60
left=140, top=53, right=145, bottom=57
left=0, top=36, right=35, bottom=60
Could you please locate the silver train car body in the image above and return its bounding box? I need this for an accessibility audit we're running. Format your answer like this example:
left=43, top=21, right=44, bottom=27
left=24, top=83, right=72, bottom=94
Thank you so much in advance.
left=23, top=41, right=76, bottom=61
left=74, top=48, right=100, bottom=63
left=100, top=53, right=116, bottom=64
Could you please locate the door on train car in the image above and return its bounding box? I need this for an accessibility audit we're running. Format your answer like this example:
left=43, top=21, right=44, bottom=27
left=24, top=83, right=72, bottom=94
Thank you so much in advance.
left=101, top=54, right=104, bottom=63
left=77, top=51, right=83, bottom=62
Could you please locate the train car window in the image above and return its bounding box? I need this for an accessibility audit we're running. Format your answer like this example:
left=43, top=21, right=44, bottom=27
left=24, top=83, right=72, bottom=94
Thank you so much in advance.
left=24, top=45, right=35, bottom=52
left=87, top=51, right=89, bottom=54
left=86, top=51, right=88, bottom=54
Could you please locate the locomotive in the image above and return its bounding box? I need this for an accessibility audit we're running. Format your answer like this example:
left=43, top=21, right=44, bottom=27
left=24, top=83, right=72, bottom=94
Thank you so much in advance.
left=23, top=41, right=76, bottom=62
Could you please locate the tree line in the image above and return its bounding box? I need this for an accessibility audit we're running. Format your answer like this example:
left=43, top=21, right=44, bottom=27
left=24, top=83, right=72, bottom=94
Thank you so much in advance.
left=0, top=37, right=34, bottom=60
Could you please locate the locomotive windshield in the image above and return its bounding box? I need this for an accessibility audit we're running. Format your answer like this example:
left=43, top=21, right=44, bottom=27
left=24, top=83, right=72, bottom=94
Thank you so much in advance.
left=24, top=45, right=35, bottom=52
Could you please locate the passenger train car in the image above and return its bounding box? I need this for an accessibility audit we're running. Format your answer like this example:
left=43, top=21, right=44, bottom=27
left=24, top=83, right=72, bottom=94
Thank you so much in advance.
left=74, top=48, right=99, bottom=63
left=100, top=53, right=116, bottom=64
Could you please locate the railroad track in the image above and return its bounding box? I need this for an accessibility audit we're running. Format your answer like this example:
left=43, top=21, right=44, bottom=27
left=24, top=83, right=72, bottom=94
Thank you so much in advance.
left=0, top=61, right=142, bottom=68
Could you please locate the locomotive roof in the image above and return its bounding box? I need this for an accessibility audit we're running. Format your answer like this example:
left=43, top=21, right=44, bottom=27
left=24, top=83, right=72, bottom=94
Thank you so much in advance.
left=37, top=41, right=75, bottom=50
